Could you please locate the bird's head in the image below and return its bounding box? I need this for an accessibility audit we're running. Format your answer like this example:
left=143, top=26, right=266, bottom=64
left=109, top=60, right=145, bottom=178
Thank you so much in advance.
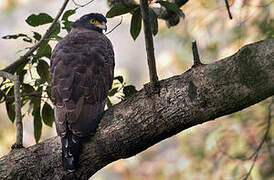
left=72, top=13, right=107, bottom=33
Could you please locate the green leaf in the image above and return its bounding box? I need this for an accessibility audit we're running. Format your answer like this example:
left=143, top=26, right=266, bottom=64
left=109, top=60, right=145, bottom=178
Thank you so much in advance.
left=9, top=57, right=29, bottom=75
left=46, top=86, right=51, bottom=97
left=21, top=83, right=35, bottom=104
left=108, top=87, right=119, bottom=97
left=42, top=102, right=54, bottom=127
left=25, top=13, right=54, bottom=27
left=5, top=86, right=15, bottom=123
left=22, top=83, right=35, bottom=94
left=6, top=102, right=15, bottom=123
left=46, top=85, right=51, bottom=99
left=175, top=0, right=189, bottom=7
left=2, top=33, right=28, bottom=40
left=33, top=32, right=41, bottom=41
left=61, top=9, right=77, bottom=33
left=156, top=0, right=185, bottom=17
left=32, top=104, right=42, bottom=143
left=18, top=70, right=27, bottom=82
left=22, top=37, right=32, bottom=43
left=114, top=76, right=124, bottom=84
left=37, top=44, right=52, bottom=58
left=130, top=8, right=142, bottom=40
left=6, top=86, right=15, bottom=104
left=106, top=97, right=113, bottom=108
left=37, top=60, right=50, bottom=83
left=62, top=9, right=77, bottom=21
left=106, top=3, right=139, bottom=18
left=0, top=90, right=4, bottom=102
left=62, top=21, right=74, bottom=33
left=149, top=8, right=158, bottom=36
left=14, top=60, right=27, bottom=82
left=2, top=33, right=32, bottom=43
left=123, top=85, right=137, bottom=98
left=30, top=87, right=42, bottom=107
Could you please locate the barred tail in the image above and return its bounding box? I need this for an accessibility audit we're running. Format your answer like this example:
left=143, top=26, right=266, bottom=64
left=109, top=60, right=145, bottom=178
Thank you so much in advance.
left=61, top=131, right=81, bottom=172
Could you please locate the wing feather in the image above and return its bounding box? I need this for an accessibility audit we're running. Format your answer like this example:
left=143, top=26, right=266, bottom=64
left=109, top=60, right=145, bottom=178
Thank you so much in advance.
left=50, top=29, right=114, bottom=137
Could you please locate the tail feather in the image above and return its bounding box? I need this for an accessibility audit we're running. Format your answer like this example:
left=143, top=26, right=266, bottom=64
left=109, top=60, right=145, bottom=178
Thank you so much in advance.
left=61, top=131, right=81, bottom=172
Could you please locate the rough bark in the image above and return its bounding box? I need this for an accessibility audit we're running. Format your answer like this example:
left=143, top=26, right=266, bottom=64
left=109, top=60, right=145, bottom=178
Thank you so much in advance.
left=0, top=38, right=274, bottom=179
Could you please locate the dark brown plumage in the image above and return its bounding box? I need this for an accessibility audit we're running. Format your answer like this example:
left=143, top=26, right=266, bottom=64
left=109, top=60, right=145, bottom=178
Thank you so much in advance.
left=50, top=13, right=114, bottom=172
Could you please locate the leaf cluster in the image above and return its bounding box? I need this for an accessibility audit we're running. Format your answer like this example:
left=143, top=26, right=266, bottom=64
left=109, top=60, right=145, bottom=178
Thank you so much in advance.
left=106, top=0, right=184, bottom=40
left=107, top=76, right=137, bottom=107
left=1, top=9, right=77, bottom=143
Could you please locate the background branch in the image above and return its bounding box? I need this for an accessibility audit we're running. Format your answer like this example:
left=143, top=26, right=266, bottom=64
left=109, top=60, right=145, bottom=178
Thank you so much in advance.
left=242, top=97, right=273, bottom=180
left=72, top=0, right=94, bottom=7
left=0, top=38, right=273, bottom=179
left=224, top=0, right=233, bottom=19
left=1, top=0, right=70, bottom=73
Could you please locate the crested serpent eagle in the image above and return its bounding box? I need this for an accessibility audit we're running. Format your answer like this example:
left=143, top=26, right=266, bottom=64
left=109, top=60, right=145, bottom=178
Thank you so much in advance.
left=50, top=13, right=115, bottom=172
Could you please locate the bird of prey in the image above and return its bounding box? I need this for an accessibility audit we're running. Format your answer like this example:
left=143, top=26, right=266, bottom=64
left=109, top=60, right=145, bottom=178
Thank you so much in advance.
left=50, top=13, right=114, bottom=172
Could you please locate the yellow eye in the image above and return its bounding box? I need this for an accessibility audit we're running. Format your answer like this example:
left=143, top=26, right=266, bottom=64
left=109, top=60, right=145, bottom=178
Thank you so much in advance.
left=90, top=19, right=96, bottom=24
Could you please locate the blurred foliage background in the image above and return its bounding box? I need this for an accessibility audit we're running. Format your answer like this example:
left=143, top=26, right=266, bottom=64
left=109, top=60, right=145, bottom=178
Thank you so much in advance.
left=0, top=0, right=273, bottom=179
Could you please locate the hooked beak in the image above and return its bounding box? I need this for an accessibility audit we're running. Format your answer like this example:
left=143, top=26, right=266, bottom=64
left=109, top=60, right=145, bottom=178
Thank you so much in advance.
left=99, top=22, right=107, bottom=32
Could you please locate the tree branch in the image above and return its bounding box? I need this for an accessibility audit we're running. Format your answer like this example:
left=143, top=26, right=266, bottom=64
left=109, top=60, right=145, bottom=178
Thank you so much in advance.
left=140, top=0, right=159, bottom=87
left=224, top=0, right=233, bottom=19
left=241, top=97, right=273, bottom=180
left=72, top=0, right=94, bottom=7
left=0, top=38, right=273, bottom=179
left=192, top=41, right=203, bottom=67
left=0, top=71, right=23, bottom=148
left=1, top=0, right=70, bottom=73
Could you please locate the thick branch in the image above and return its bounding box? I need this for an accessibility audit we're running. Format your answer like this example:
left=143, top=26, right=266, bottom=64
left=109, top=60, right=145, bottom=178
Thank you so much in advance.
left=140, top=0, right=159, bottom=86
left=0, top=38, right=274, bottom=179
left=1, top=0, right=70, bottom=73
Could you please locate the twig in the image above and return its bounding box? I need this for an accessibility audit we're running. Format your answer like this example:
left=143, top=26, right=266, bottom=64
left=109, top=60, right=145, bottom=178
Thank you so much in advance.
left=266, top=135, right=274, bottom=168
left=192, top=41, right=203, bottom=67
left=0, top=91, right=48, bottom=103
left=242, top=152, right=259, bottom=180
left=1, top=0, right=70, bottom=73
left=140, top=0, right=159, bottom=87
left=105, top=16, right=123, bottom=35
left=0, top=71, right=23, bottom=149
left=224, top=0, right=233, bottom=19
left=241, top=97, right=274, bottom=180
left=72, top=0, right=94, bottom=7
